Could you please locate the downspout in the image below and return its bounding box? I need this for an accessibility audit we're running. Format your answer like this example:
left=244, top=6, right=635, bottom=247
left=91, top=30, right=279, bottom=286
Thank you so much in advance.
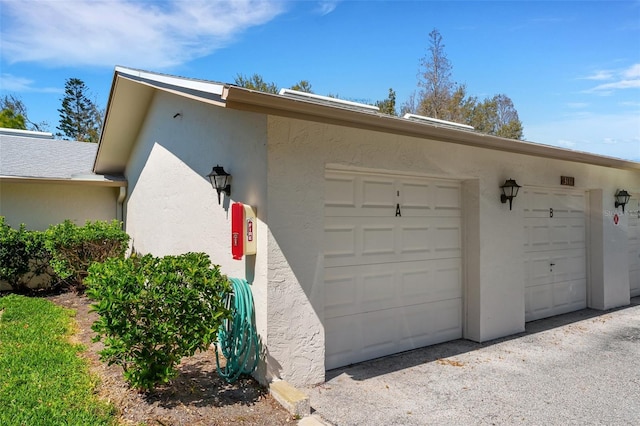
left=117, top=186, right=127, bottom=223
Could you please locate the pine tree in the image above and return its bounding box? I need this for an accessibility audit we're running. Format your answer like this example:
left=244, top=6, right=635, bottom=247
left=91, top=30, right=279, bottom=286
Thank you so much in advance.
left=57, top=78, right=102, bottom=142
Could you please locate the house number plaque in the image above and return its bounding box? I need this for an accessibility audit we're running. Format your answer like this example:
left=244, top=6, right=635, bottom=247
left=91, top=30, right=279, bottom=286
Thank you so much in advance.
left=560, top=176, right=575, bottom=186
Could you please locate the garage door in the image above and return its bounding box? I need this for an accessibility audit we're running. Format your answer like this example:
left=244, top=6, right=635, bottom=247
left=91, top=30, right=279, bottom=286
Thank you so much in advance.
left=523, top=188, right=587, bottom=322
left=629, top=196, right=640, bottom=297
left=324, top=170, right=462, bottom=369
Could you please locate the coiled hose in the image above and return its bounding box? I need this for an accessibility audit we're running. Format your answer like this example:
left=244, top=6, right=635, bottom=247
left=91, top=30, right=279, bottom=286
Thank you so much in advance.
left=215, top=277, right=259, bottom=383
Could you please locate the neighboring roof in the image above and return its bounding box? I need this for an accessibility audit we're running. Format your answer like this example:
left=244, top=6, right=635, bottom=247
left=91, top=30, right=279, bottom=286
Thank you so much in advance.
left=0, top=129, right=125, bottom=186
left=95, top=66, right=640, bottom=174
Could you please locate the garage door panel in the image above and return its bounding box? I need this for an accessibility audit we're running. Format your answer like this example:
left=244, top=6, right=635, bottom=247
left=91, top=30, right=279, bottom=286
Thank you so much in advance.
left=325, top=298, right=462, bottom=370
left=325, top=170, right=462, bottom=369
left=400, top=260, right=461, bottom=305
left=325, top=258, right=461, bottom=319
left=325, top=216, right=460, bottom=268
left=324, top=226, right=356, bottom=259
left=362, top=179, right=395, bottom=208
left=399, top=299, right=462, bottom=346
left=524, top=188, right=586, bottom=322
left=526, top=279, right=587, bottom=321
left=525, top=220, right=585, bottom=251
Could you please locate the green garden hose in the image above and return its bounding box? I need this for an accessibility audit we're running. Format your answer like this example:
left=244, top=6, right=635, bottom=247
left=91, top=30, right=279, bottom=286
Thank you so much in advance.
left=215, top=277, right=259, bottom=383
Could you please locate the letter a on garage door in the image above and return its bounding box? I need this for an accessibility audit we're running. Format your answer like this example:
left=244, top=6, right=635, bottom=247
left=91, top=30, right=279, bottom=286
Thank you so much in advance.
left=323, top=169, right=462, bottom=369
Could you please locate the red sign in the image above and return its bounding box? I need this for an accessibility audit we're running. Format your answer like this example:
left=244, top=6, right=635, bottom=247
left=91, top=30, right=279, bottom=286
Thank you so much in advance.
left=231, top=202, right=244, bottom=260
left=614, top=214, right=619, bottom=225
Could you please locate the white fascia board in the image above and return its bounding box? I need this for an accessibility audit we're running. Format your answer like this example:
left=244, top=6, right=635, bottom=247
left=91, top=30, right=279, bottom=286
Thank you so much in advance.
left=114, top=66, right=225, bottom=96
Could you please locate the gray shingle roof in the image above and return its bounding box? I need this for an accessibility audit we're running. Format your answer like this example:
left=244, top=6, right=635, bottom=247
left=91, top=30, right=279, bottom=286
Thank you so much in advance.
left=0, top=133, right=98, bottom=179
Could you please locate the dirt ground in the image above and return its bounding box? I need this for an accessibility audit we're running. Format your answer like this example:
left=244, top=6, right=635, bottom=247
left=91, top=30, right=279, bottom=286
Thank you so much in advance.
left=47, top=292, right=296, bottom=426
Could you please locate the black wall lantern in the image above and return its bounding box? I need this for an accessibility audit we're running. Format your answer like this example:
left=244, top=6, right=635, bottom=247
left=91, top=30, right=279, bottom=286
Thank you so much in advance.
left=500, top=179, right=521, bottom=211
left=207, top=165, right=231, bottom=204
left=615, top=189, right=631, bottom=213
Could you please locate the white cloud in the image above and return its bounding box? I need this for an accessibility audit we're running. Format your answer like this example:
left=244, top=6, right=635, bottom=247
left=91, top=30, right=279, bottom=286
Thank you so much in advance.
left=583, top=70, right=614, bottom=81
left=316, top=1, right=340, bottom=16
left=585, top=63, right=640, bottom=93
left=624, top=63, right=640, bottom=79
left=0, top=73, right=61, bottom=93
left=0, top=0, right=286, bottom=68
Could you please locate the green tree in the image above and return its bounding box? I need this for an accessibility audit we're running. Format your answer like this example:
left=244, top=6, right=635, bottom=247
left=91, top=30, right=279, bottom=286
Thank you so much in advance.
left=0, top=94, right=48, bottom=131
left=469, top=94, right=523, bottom=139
left=290, top=80, right=313, bottom=93
left=417, top=29, right=456, bottom=120
left=234, top=73, right=278, bottom=94
left=410, top=29, right=524, bottom=139
left=376, top=88, right=398, bottom=116
left=57, top=78, right=102, bottom=142
left=0, top=108, right=26, bottom=129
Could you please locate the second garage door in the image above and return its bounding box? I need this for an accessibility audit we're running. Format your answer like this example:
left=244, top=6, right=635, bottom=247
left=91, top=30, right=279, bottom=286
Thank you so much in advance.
left=523, top=187, right=587, bottom=322
left=324, top=170, right=462, bottom=370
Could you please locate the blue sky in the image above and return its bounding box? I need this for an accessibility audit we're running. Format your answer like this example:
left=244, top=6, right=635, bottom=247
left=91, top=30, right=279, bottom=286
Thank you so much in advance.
left=1, top=0, right=639, bottom=161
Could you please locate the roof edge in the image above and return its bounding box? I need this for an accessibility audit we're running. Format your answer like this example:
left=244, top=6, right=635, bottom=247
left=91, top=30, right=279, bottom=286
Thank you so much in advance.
left=0, top=175, right=127, bottom=187
left=223, top=86, right=640, bottom=171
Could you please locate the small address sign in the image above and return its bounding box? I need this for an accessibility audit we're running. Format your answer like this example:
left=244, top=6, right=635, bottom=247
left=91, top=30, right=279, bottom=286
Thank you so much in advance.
left=560, top=176, right=575, bottom=186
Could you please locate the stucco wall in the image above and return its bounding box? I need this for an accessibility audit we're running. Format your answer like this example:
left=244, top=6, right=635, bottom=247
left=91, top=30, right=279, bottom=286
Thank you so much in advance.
left=122, top=91, right=271, bottom=381
left=265, top=115, right=640, bottom=386
left=0, top=181, right=118, bottom=230
left=116, top=91, right=639, bottom=388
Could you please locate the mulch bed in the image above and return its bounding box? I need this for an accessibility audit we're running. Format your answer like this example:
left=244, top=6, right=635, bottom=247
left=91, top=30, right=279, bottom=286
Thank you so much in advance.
left=45, top=291, right=295, bottom=426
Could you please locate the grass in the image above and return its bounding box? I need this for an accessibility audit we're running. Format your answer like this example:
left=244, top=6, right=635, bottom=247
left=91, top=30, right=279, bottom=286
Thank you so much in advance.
left=0, top=294, right=117, bottom=426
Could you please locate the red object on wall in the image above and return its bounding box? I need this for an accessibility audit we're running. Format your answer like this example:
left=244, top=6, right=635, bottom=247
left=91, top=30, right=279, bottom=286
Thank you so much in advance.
left=231, top=202, right=244, bottom=260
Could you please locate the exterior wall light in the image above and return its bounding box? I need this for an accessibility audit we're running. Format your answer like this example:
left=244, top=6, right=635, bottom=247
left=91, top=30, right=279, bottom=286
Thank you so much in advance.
left=614, top=189, right=631, bottom=213
left=207, top=165, right=231, bottom=204
left=500, top=179, right=521, bottom=211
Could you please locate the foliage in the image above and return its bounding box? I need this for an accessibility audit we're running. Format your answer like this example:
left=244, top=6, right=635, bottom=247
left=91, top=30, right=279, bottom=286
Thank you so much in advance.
left=290, top=80, right=313, bottom=93
left=409, top=28, right=524, bottom=139
left=44, top=220, right=129, bottom=288
left=0, top=94, right=49, bottom=132
left=85, top=252, right=233, bottom=392
left=0, top=108, right=26, bottom=129
left=469, top=94, right=524, bottom=140
left=376, top=88, right=398, bottom=116
left=0, top=217, right=52, bottom=292
left=234, top=73, right=279, bottom=94
left=57, top=78, right=102, bottom=142
left=0, top=295, right=116, bottom=425
left=417, top=29, right=455, bottom=120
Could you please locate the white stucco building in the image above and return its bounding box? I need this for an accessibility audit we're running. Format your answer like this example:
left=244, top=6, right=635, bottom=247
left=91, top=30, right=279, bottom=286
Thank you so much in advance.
left=91, top=67, right=640, bottom=387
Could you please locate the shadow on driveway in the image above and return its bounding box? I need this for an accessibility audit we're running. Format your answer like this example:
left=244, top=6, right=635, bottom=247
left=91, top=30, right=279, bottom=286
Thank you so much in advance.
left=326, top=296, right=640, bottom=382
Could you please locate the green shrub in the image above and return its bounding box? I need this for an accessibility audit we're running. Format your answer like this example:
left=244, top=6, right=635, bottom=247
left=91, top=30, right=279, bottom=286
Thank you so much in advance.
left=45, top=220, right=129, bottom=288
left=0, top=217, right=52, bottom=292
left=85, top=252, right=233, bottom=392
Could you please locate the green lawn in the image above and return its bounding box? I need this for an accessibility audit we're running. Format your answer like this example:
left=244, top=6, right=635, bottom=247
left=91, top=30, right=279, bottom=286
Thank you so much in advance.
left=0, top=294, right=117, bottom=426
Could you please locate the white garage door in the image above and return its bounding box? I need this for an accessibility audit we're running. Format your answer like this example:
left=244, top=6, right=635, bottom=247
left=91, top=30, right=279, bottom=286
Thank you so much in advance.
left=523, top=188, right=587, bottom=322
left=629, top=196, right=640, bottom=297
left=324, top=170, right=462, bottom=370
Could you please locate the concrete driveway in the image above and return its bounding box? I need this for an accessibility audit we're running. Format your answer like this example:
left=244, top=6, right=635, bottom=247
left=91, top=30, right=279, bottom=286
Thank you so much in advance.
left=303, top=298, right=640, bottom=425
